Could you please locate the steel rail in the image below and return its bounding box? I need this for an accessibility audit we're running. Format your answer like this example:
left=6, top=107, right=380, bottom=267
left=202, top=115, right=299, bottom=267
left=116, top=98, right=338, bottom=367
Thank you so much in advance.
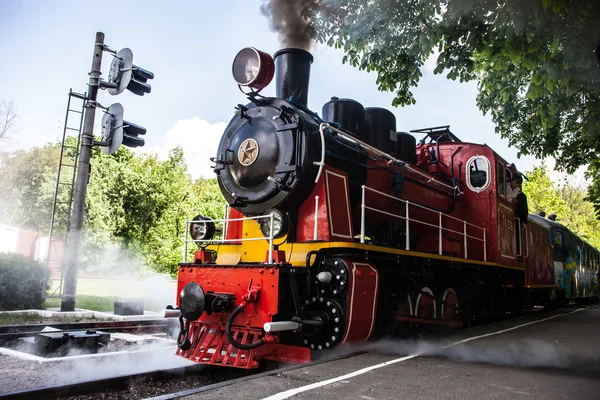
left=0, top=319, right=176, bottom=343
left=142, top=351, right=368, bottom=400
left=0, top=364, right=208, bottom=400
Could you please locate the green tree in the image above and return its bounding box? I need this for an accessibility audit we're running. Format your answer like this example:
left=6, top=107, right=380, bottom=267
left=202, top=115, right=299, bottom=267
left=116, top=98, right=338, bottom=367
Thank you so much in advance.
left=0, top=144, right=61, bottom=231
left=559, top=183, right=600, bottom=249
left=0, top=141, right=227, bottom=276
left=522, top=165, right=568, bottom=218
left=142, top=177, right=226, bottom=276
left=523, top=165, right=600, bottom=248
left=85, top=146, right=226, bottom=275
left=587, top=161, right=600, bottom=217
left=0, top=253, right=48, bottom=310
left=307, top=0, right=600, bottom=210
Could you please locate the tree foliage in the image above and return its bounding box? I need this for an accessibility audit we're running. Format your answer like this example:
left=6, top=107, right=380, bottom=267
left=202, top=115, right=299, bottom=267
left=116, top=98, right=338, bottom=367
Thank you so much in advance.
left=0, top=144, right=60, bottom=230
left=0, top=142, right=225, bottom=276
left=82, top=146, right=227, bottom=275
left=307, top=0, right=600, bottom=209
left=0, top=252, right=48, bottom=311
left=523, top=165, right=600, bottom=249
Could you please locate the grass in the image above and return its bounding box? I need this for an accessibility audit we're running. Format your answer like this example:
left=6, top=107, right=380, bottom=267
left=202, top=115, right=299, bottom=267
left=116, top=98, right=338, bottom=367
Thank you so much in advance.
left=0, top=311, right=109, bottom=325
left=0, top=313, right=47, bottom=325
left=43, top=294, right=171, bottom=313
left=0, top=276, right=177, bottom=325
left=44, top=276, right=177, bottom=312
left=44, top=295, right=116, bottom=312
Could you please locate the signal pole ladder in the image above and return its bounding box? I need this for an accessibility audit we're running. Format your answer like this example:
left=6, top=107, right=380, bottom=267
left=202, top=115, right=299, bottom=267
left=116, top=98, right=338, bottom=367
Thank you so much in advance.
left=42, top=89, right=87, bottom=299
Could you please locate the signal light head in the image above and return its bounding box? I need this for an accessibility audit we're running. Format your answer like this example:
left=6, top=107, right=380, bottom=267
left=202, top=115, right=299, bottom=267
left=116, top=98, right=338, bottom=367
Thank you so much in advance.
left=232, top=47, right=274, bottom=93
left=106, top=48, right=153, bottom=96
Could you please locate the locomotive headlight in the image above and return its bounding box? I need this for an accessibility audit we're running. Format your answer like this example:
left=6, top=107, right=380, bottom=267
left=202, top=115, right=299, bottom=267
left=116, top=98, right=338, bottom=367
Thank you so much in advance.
left=232, top=47, right=275, bottom=93
left=190, top=215, right=216, bottom=241
left=259, top=209, right=289, bottom=239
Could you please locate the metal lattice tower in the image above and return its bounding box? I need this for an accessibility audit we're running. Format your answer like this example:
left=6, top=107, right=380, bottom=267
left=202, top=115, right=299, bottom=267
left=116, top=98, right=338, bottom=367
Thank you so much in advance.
left=42, top=89, right=87, bottom=299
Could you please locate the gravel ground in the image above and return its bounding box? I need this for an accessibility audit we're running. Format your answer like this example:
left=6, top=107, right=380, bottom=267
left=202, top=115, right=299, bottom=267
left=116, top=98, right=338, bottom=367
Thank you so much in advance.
left=0, top=336, right=268, bottom=399
left=56, top=368, right=260, bottom=400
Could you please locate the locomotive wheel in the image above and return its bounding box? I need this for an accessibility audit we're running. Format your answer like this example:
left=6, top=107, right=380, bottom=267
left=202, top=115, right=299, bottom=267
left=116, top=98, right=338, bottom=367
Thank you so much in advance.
left=392, top=293, right=415, bottom=336
left=441, top=287, right=459, bottom=320
left=415, top=287, right=436, bottom=319
left=396, top=293, right=413, bottom=317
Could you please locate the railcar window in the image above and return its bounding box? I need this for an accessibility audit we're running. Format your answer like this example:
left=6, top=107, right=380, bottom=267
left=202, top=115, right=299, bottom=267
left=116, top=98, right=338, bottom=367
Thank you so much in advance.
left=497, top=161, right=505, bottom=198
left=466, top=156, right=490, bottom=192
left=554, top=231, right=562, bottom=247
left=586, top=248, right=590, bottom=268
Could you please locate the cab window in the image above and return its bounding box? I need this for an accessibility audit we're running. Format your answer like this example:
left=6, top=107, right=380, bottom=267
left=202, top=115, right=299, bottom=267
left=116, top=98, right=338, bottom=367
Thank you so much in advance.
left=497, top=161, right=505, bottom=198
left=466, top=156, right=490, bottom=192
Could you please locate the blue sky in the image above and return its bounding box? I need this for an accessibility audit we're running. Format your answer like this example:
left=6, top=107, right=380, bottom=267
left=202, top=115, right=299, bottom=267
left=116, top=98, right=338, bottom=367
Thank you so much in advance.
left=0, top=0, right=543, bottom=179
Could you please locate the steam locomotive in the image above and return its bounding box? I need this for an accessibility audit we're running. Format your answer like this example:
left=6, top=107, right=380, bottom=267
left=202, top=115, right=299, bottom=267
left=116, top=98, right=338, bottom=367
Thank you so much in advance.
left=171, top=47, right=600, bottom=369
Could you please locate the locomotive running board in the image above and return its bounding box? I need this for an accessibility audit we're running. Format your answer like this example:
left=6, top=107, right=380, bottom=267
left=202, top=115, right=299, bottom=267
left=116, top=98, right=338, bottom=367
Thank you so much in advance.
left=176, top=321, right=263, bottom=369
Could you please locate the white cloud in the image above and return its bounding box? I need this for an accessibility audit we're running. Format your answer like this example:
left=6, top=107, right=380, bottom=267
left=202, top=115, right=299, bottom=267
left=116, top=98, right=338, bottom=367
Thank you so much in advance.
left=150, top=117, right=227, bottom=180
left=544, top=158, right=590, bottom=189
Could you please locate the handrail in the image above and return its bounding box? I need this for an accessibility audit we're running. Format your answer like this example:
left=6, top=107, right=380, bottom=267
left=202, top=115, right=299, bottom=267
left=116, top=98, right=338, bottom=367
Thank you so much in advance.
left=516, top=217, right=522, bottom=257
left=515, top=219, right=528, bottom=259
left=360, top=185, right=487, bottom=261
left=313, top=123, right=327, bottom=183
left=222, top=204, right=230, bottom=241
left=324, top=124, right=462, bottom=194
left=183, top=213, right=275, bottom=264
left=313, top=195, right=319, bottom=240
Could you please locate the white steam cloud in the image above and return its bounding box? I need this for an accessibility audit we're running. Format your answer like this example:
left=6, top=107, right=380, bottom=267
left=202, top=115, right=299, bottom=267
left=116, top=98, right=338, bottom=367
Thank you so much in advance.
left=148, top=118, right=227, bottom=180
left=2, top=343, right=197, bottom=393
left=340, top=338, right=590, bottom=369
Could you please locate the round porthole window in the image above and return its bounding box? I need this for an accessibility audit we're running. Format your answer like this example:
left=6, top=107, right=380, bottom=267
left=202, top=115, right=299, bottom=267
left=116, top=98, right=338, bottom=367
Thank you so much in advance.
left=466, top=156, right=491, bottom=193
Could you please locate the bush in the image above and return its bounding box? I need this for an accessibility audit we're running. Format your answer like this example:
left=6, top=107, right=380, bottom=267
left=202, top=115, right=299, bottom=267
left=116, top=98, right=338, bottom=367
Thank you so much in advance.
left=0, top=253, right=48, bottom=311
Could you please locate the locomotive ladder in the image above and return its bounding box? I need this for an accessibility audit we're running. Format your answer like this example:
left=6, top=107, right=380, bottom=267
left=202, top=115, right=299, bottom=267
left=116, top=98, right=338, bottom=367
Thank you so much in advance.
left=42, top=89, right=87, bottom=299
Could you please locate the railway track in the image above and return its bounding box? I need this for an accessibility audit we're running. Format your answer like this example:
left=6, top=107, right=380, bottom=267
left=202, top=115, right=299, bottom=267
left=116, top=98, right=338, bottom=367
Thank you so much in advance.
left=143, top=350, right=367, bottom=400
left=0, top=350, right=366, bottom=400
left=0, top=319, right=177, bottom=343
left=0, top=318, right=263, bottom=399
left=1, top=307, right=585, bottom=399
left=0, top=364, right=209, bottom=400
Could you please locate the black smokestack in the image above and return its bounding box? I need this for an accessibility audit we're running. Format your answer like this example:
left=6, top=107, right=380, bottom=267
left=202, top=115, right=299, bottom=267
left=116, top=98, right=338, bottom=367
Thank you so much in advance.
left=261, top=0, right=313, bottom=51
left=274, top=48, right=313, bottom=107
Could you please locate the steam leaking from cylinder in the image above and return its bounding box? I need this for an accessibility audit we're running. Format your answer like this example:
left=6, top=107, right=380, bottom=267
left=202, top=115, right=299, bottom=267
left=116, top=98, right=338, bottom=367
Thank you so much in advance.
left=260, top=0, right=314, bottom=51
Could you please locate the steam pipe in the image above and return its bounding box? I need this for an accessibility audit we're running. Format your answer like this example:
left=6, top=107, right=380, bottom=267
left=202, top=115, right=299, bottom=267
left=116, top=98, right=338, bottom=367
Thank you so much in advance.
left=450, top=145, right=462, bottom=180
left=264, top=321, right=300, bottom=332
left=226, top=305, right=265, bottom=350
left=163, top=309, right=181, bottom=318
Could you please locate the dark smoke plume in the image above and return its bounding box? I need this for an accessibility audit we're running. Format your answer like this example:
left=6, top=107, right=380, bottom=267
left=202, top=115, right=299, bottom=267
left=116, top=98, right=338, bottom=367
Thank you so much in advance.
left=261, top=0, right=314, bottom=50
